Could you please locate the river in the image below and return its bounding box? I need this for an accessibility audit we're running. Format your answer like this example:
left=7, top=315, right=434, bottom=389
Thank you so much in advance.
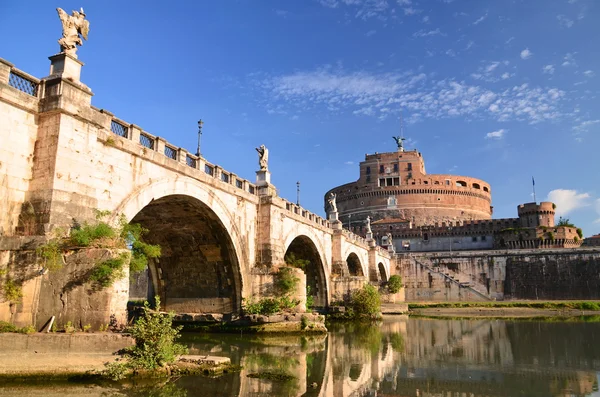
left=1, top=316, right=600, bottom=396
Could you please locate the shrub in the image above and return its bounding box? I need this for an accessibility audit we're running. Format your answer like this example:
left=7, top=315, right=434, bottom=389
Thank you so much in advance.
left=576, top=228, right=583, bottom=238
left=276, top=267, right=299, bottom=295
left=387, top=275, right=403, bottom=294
left=350, top=284, right=381, bottom=318
left=0, top=321, right=35, bottom=334
left=89, top=252, right=130, bottom=288
left=243, top=296, right=300, bottom=315
left=2, top=279, right=23, bottom=303
left=104, top=297, right=187, bottom=379
left=70, top=222, right=116, bottom=247
left=284, top=252, right=310, bottom=270
left=557, top=217, right=575, bottom=227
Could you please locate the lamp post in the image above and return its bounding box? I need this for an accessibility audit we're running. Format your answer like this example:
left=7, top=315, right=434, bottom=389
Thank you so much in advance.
left=196, top=119, right=204, bottom=157
left=296, top=181, right=300, bottom=206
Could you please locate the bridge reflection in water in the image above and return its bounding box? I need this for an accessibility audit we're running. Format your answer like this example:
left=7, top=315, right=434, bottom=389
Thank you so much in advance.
left=173, top=317, right=600, bottom=397
left=2, top=318, right=599, bottom=396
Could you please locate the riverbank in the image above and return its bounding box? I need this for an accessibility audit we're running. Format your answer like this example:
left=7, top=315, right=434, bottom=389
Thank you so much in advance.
left=407, top=301, right=600, bottom=318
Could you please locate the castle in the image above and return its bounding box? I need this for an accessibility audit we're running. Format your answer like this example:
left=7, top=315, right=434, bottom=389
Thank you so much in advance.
left=325, top=145, right=582, bottom=252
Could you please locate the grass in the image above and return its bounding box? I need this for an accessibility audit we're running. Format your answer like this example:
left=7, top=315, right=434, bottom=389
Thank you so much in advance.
left=408, top=301, right=600, bottom=311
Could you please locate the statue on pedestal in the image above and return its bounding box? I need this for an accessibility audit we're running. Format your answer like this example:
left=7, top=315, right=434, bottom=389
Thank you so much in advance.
left=327, top=192, right=337, bottom=214
left=366, top=216, right=372, bottom=233
left=392, top=136, right=406, bottom=152
left=56, top=7, right=90, bottom=56
left=255, top=144, right=269, bottom=171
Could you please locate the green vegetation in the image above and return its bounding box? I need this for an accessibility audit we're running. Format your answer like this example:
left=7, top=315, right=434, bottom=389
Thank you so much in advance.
left=36, top=210, right=160, bottom=288
left=243, top=296, right=300, bottom=315
left=284, top=252, right=309, bottom=270
left=350, top=284, right=382, bottom=319
left=1, top=279, right=23, bottom=303
left=275, top=267, right=300, bottom=295
left=577, top=228, right=583, bottom=238
left=306, top=285, right=314, bottom=311
left=547, top=231, right=555, bottom=241
left=103, top=297, right=188, bottom=380
left=408, top=301, right=600, bottom=311
left=0, top=321, right=35, bottom=334
left=387, top=275, right=403, bottom=294
left=557, top=217, right=575, bottom=227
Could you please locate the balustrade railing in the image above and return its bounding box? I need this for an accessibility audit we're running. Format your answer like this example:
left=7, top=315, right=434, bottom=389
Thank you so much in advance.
left=164, top=145, right=177, bottom=160
left=110, top=120, right=129, bottom=138
left=139, top=132, right=155, bottom=149
left=186, top=154, right=197, bottom=168
left=8, top=70, right=39, bottom=97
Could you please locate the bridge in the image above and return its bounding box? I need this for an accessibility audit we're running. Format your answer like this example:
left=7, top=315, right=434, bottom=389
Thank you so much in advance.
left=0, top=53, right=391, bottom=325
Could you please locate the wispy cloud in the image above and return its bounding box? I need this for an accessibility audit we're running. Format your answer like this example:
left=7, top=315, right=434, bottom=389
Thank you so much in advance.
left=583, top=70, right=595, bottom=77
left=473, top=13, right=488, bottom=25
left=318, top=0, right=391, bottom=20
left=573, top=119, right=600, bottom=132
left=365, top=30, right=376, bottom=37
left=542, top=65, right=555, bottom=75
left=562, top=53, right=577, bottom=67
left=413, top=28, right=443, bottom=37
left=344, top=161, right=355, bottom=165
left=520, top=48, right=532, bottom=60
left=259, top=68, right=567, bottom=124
left=547, top=189, right=591, bottom=216
left=557, top=14, right=574, bottom=28
left=485, top=129, right=506, bottom=139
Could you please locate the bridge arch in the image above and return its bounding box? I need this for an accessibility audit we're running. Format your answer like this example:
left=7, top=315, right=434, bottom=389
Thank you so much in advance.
left=378, top=262, right=388, bottom=282
left=111, top=178, right=249, bottom=314
left=346, top=253, right=363, bottom=277
left=283, top=231, right=330, bottom=308
left=341, top=246, right=369, bottom=279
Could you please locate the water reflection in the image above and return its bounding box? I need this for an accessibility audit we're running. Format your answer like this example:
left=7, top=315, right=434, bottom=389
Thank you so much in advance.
left=1, top=317, right=599, bottom=397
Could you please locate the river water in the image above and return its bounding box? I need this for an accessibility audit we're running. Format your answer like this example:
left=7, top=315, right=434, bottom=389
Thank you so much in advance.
left=2, top=316, right=600, bottom=396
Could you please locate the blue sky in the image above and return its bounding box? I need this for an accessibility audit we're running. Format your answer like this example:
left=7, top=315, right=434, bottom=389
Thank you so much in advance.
left=1, top=0, right=599, bottom=236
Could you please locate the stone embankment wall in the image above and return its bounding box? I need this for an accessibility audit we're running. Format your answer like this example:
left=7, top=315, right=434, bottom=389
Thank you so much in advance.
left=0, top=237, right=129, bottom=329
left=397, top=248, right=600, bottom=301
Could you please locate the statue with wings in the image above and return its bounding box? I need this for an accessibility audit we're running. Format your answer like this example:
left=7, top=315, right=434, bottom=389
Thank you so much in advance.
left=57, top=8, right=89, bottom=56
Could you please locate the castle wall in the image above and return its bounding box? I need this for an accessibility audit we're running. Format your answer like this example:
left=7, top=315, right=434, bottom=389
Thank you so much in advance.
left=397, top=248, right=600, bottom=301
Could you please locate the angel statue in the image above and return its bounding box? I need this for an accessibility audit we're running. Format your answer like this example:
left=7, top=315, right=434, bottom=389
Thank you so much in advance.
left=255, top=144, right=269, bottom=170
left=365, top=216, right=372, bottom=233
left=392, top=136, right=406, bottom=151
left=327, top=192, right=337, bottom=214
left=57, top=8, right=89, bottom=56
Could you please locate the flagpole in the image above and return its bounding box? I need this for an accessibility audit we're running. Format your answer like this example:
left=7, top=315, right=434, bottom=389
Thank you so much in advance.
left=532, top=177, right=536, bottom=203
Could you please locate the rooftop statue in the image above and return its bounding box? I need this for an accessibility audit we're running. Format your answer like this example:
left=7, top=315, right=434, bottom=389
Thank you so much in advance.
left=392, top=136, right=406, bottom=152
left=327, top=192, right=337, bottom=214
left=255, top=144, right=269, bottom=171
left=366, top=216, right=372, bottom=233
left=57, top=7, right=89, bottom=56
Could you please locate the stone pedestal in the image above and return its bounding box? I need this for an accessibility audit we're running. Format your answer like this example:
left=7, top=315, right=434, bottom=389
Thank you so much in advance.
left=256, top=169, right=271, bottom=187
left=366, top=231, right=373, bottom=240
left=48, top=53, right=83, bottom=82
left=328, top=211, right=338, bottom=222
left=331, top=220, right=343, bottom=230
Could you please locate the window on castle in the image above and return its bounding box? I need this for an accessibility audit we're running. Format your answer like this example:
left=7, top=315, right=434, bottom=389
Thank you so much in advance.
left=393, top=177, right=400, bottom=186
left=393, top=163, right=398, bottom=172
left=366, top=175, right=371, bottom=183
left=472, top=237, right=477, bottom=242
left=379, top=178, right=385, bottom=187
left=407, top=163, right=412, bottom=171
left=366, top=166, right=371, bottom=174
left=379, top=165, right=384, bottom=173
left=481, top=236, right=487, bottom=241
left=387, top=178, right=393, bottom=186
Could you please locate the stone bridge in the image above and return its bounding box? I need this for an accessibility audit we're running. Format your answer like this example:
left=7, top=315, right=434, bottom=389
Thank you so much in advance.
left=0, top=54, right=391, bottom=323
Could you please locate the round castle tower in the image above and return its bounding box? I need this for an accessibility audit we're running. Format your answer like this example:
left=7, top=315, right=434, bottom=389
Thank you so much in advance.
left=517, top=202, right=555, bottom=228
left=325, top=147, right=493, bottom=228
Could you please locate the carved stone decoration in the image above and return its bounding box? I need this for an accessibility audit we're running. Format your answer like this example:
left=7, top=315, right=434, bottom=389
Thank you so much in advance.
left=255, top=144, right=269, bottom=171
left=57, top=7, right=90, bottom=56
left=327, top=192, right=337, bottom=214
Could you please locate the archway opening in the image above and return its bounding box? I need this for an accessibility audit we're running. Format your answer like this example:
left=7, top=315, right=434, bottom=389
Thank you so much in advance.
left=346, top=253, right=363, bottom=277
left=284, top=236, right=327, bottom=309
left=378, top=262, right=388, bottom=282
left=128, top=194, right=242, bottom=314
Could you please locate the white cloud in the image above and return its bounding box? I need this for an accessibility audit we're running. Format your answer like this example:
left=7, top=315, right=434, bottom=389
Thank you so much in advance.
left=501, top=72, right=512, bottom=80
left=261, top=68, right=567, bottom=123
left=520, top=48, right=532, bottom=60
left=485, top=129, right=505, bottom=139
left=365, top=30, right=376, bottom=37
left=542, top=65, right=555, bottom=75
left=397, top=0, right=411, bottom=4
left=562, top=53, right=577, bottom=67
left=547, top=189, right=591, bottom=216
left=422, top=15, right=430, bottom=23
left=413, top=28, right=443, bottom=37
left=404, top=7, right=421, bottom=15
left=473, top=13, right=487, bottom=25
left=557, top=14, right=574, bottom=28
left=344, top=161, right=355, bottom=165
left=319, top=0, right=339, bottom=8
left=583, top=70, right=595, bottom=77
left=573, top=119, right=600, bottom=132
left=505, top=37, right=515, bottom=45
